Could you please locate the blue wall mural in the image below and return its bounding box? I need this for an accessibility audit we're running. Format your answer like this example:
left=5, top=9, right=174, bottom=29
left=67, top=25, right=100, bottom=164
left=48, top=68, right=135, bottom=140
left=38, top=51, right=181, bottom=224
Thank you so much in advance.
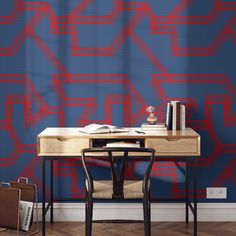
left=0, top=0, right=236, bottom=202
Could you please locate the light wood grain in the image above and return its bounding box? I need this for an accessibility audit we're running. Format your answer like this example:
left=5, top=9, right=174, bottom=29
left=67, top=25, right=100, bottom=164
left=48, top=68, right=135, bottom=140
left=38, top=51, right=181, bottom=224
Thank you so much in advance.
left=145, top=138, right=199, bottom=156
left=2, top=222, right=236, bottom=236
left=38, top=128, right=199, bottom=139
left=38, top=138, right=89, bottom=155
left=37, top=127, right=201, bottom=157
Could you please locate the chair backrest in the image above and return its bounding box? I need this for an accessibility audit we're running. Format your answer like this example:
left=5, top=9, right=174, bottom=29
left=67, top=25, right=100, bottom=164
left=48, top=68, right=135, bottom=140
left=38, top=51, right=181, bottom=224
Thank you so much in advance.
left=81, top=147, right=156, bottom=199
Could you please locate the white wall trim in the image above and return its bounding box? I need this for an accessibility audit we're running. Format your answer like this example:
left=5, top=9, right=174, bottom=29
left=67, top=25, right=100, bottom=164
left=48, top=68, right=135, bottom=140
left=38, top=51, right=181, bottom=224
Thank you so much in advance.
left=36, top=203, right=236, bottom=222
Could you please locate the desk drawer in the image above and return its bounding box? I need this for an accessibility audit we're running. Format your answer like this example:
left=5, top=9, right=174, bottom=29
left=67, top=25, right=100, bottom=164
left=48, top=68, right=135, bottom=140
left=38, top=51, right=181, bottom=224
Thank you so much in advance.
left=145, top=138, right=199, bottom=156
left=38, top=138, right=89, bottom=155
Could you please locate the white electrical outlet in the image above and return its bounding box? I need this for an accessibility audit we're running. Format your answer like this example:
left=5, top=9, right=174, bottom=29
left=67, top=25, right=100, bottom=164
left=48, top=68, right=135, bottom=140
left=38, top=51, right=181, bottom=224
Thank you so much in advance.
left=206, top=187, right=227, bottom=199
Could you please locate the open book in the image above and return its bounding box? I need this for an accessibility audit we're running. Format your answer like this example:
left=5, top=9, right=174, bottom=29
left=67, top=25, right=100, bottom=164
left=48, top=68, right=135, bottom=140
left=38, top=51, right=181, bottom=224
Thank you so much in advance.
left=80, top=124, right=129, bottom=134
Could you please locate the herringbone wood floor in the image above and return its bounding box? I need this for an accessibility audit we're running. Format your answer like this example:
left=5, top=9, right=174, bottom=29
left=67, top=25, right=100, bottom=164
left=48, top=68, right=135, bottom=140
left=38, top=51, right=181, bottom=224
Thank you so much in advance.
left=1, top=222, right=236, bottom=236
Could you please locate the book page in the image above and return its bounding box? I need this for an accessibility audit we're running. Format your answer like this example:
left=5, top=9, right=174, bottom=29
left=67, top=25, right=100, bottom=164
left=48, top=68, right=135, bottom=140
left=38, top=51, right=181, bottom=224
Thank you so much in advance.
left=80, top=124, right=124, bottom=134
left=106, top=142, right=140, bottom=148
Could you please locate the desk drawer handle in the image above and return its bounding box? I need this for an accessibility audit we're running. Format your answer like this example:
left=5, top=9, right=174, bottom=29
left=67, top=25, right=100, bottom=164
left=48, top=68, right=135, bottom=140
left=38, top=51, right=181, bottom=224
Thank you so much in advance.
left=165, top=138, right=181, bottom=141
left=57, top=138, right=75, bottom=142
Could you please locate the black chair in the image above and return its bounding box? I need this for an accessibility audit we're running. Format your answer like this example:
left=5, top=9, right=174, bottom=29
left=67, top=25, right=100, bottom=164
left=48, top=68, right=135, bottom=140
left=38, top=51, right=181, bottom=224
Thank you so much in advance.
left=81, top=147, right=156, bottom=236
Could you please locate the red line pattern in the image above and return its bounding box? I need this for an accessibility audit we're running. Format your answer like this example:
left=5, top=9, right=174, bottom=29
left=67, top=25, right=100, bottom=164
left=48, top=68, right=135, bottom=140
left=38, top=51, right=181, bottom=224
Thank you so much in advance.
left=0, top=0, right=235, bottom=199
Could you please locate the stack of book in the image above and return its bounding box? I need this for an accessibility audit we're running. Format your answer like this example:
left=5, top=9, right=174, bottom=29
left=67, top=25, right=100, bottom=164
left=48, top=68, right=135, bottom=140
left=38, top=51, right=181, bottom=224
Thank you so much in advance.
left=106, top=142, right=140, bottom=148
left=141, top=123, right=167, bottom=131
left=165, top=101, right=186, bottom=130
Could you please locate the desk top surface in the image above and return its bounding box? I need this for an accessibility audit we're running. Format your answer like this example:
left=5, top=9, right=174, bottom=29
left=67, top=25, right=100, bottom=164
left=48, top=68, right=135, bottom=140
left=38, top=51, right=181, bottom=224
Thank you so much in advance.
left=38, top=127, right=200, bottom=139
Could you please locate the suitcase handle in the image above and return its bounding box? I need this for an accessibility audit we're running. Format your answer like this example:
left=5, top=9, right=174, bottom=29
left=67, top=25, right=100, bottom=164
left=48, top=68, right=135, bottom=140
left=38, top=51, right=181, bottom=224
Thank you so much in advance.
left=17, top=177, right=28, bottom=184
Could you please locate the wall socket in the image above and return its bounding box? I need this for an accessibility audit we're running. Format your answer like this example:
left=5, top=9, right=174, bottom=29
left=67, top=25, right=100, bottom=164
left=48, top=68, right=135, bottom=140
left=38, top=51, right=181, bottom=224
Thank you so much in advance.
left=206, top=187, right=227, bottom=199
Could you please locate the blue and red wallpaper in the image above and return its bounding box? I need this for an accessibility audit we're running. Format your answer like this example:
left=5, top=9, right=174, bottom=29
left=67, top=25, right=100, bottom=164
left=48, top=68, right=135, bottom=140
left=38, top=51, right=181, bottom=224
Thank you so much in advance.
left=0, top=0, right=235, bottom=202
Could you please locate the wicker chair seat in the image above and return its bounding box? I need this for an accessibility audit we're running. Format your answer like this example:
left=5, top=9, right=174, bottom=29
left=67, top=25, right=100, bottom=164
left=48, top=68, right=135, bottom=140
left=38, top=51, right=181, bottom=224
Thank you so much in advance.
left=86, top=180, right=148, bottom=199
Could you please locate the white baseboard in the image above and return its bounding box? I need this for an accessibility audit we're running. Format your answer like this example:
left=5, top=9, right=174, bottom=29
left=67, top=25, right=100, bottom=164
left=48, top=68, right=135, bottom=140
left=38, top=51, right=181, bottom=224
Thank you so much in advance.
left=36, top=203, right=236, bottom=222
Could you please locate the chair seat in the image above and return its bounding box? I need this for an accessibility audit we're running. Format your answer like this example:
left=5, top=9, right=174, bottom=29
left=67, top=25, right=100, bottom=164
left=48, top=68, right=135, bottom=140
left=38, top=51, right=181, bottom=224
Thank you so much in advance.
left=86, top=180, right=148, bottom=199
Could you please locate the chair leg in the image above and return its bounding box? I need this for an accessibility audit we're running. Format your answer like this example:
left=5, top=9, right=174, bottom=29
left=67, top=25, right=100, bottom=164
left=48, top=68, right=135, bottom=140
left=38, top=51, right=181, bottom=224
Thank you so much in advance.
left=143, top=194, right=151, bottom=236
left=85, top=197, right=93, bottom=236
left=148, top=191, right=151, bottom=230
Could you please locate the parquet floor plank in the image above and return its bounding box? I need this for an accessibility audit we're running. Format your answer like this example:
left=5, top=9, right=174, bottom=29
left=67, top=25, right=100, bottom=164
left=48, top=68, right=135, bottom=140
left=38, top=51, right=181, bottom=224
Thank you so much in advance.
left=1, top=222, right=236, bottom=236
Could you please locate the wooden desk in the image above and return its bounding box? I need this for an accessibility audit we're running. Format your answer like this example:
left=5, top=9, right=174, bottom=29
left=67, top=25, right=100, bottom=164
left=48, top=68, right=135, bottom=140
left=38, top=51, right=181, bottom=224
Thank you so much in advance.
left=38, top=127, right=200, bottom=156
left=37, top=127, right=200, bottom=236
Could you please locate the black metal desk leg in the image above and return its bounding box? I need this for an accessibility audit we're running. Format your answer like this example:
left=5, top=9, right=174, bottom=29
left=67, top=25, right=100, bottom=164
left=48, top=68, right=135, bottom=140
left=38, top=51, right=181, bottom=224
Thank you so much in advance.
left=185, top=159, right=189, bottom=224
left=42, top=157, right=46, bottom=236
left=193, top=158, right=198, bottom=236
left=50, top=159, right=54, bottom=224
